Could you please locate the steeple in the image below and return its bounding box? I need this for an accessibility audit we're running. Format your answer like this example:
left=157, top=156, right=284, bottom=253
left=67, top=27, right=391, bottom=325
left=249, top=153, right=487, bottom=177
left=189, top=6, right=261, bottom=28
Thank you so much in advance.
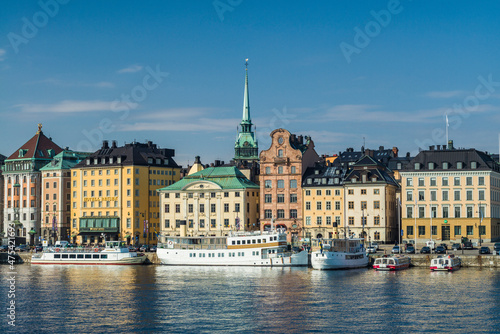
left=234, top=59, right=258, bottom=163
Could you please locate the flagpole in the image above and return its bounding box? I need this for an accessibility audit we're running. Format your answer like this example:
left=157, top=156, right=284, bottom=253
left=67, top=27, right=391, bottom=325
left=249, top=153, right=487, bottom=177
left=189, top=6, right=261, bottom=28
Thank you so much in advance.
left=398, top=199, right=401, bottom=254
left=445, top=112, right=449, bottom=145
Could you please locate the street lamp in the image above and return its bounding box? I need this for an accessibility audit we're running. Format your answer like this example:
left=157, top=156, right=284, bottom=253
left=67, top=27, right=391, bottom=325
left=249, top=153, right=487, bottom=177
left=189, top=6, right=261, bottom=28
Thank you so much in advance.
left=477, top=204, right=484, bottom=247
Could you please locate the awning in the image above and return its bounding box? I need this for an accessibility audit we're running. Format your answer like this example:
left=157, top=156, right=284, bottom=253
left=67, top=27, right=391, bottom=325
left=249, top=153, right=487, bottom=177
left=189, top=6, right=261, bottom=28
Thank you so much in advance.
left=28, top=229, right=37, bottom=235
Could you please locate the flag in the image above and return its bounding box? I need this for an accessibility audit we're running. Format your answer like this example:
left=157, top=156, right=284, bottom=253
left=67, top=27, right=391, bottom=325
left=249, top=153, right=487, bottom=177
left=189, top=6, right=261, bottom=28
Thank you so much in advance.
left=235, top=217, right=240, bottom=231
left=445, top=113, right=449, bottom=127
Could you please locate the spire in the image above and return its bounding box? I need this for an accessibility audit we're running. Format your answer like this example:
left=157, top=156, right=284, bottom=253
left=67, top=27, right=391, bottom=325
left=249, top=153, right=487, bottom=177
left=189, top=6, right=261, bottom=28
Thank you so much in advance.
left=242, top=59, right=250, bottom=123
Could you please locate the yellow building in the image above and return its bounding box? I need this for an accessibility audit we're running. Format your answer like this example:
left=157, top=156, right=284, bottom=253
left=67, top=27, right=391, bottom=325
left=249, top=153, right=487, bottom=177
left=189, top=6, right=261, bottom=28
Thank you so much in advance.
left=401, top=143, right=500, bottom=244
left=71, top=140, right=181, bottom=246
left=158, top=166, right=260, bottom=240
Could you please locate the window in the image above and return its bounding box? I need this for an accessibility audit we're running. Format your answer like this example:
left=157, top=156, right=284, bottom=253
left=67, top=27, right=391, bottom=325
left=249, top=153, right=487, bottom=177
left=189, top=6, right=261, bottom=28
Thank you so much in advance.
left=374, top=201, right=380, bottom=209
left=467, top=226, right=473, bottom=235
left=290, top=209, right=297, bottom=218
left=348, top=201, right=354, bottom=209
left=418, top=178, right=425, bottom=186
left=265, top=194, right=272, bottom=203
left=418, top=226, right=425, bottom=235
left=200, top=204, right=205, bottom=213
left=211, top=219, right=216, bottom=228
left=466, top=190, right=473, bottom=201
left=290, top=180, right=297, bottom=188
left=419, top=206, right=425, bottom=218
left=374, top=189, right=380, bottom=195
left=430, top=177, right=436, bottom=186
left=431, top=206, right=437, bottom=218
left=479, top=190, right=485, bottom=201
left=305, top=202, right=311, bottom=210
left=454, top=226, right=461, bottom=236
left=277, top=209, right=285, bottom=219
left=224, top=219, right=229, bottom=228
left=442, top=190, right=449, bottom=201
left=406, top=206, right=413, bottom=218
left=348, top=189, right=354, bottom=195
left=265, top=167, right=271, bottom=174
left=479, top=225, right=486, bottom=236
left=164, top=219, right=170, bottom=228
left=290, top=194, right=297, bottom=203
left=374, top=216, right=380, bottom=225
left=431, top=226, right=437, bottom=235
left=348, top=217, right=354, bottom=225
left=361, top=201, right=367, bottom=210
left=277, top=180, right=284, bottom=188
left=265, top=180, right=272, bottom=188
left=454, top=177, right=460, bottom=186
left=278, top=166, right=283, bottom=174
left=361, top=189, right=367, bottom=195
left=264, top=210, right=272, bottom=219
left=224, top=203, right=229, bottom=212
left=467, top=206, right=473, bottom=218
left=224, top=192, right=229, bottom=198
left=418, top=191, right=425, bottom=201
left=291, top=166, right=296, bottom=174
left=443, top=206, right=449, bottom=218
left=164, top=204, right=170, bottom=213
left=316, top=216, right=322, bottom=225
left=406, top=191, right=413, bottom=201
left=211, top=204, right=216, bottom=213
left=326, top=201, right=331, bottom=210
left=442, top=177, right=448, bottom=186
left=407, top=226, right=414, bottom=236
left=335, top=201, right=340, bottom=210
left=406, top=178, right=413, bottom=186
left=305, top=216, right=311, bottom=225
left=234, top=203, right=240, bottom=212
left=430, top=190, right=437, bottom=201
left=454, top=206, right=461, bottom=218
left=326, top=216, right=331, bottom=225
left=478, top=177, right=485, bottom=186
left=175, top=204, right=180, bottom=213
left=466, top=177, right=473, bottom=186
left=335, top=190, right=340, bottom=196
left=277, top=194, right=285, bottom=203
left=278, top=149, right=283, bottom=157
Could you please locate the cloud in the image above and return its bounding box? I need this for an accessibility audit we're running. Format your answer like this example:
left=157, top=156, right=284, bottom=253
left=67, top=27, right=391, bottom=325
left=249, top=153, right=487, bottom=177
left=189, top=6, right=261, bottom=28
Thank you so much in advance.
left=425, top=90, right=465, bottom=98
left=0, top=49, right=5, bottom=61
left=117, top=108, right=239, bottom=132
left=16, top=100, right=114, bottom=113
left=26, top=78, right=115, bottom=88
left=117, top=65, right=143, bottom=74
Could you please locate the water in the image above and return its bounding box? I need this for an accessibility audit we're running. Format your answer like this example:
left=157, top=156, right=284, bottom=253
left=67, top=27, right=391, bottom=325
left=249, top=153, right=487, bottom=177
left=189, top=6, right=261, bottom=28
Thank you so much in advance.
left=1, top=265, right=500, bottom=333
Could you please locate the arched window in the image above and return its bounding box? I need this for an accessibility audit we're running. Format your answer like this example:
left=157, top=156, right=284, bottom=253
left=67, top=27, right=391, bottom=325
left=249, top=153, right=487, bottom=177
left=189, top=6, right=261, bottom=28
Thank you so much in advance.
left=278, top=149, right=283, bottom=157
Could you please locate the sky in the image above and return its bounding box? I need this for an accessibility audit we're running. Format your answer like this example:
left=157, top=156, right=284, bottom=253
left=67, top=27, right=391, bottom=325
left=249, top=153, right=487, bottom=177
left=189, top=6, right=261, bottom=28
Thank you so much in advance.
left=1, top=0, right=500, bottom=167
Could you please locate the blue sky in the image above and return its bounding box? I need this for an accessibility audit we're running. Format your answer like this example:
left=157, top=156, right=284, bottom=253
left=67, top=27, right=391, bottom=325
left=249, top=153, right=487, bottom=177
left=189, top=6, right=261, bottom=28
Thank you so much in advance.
left=1, top=0, right=500, bottom=166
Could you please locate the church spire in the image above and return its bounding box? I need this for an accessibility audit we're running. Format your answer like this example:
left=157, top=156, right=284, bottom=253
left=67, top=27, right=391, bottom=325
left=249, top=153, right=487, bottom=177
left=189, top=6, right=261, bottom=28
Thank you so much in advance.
left=242, top=59, right=251, bottom=123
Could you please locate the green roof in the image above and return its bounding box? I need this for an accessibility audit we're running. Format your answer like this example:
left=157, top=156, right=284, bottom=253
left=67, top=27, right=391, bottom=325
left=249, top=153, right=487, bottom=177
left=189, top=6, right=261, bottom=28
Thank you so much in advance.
left=159, top=166, right=259, bottom=191
left=40, top=150, right=92, bottom=171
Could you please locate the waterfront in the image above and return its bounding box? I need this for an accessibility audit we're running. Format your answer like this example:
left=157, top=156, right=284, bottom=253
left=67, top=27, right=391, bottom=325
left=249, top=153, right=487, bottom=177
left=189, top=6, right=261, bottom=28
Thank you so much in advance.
left=2, top=265, right=500, bottom=333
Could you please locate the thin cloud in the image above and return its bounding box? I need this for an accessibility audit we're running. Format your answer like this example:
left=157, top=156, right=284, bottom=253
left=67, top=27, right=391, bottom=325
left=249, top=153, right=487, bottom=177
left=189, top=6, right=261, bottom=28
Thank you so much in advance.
left=25, top=78, right=115, bottom=88
left=425, top=90, right=465, bottom=98
left=117, top=65, right=143, bottom=74
left=0, top=48, right=5, bottom=61
left=16, top=100, right=114, bottom=113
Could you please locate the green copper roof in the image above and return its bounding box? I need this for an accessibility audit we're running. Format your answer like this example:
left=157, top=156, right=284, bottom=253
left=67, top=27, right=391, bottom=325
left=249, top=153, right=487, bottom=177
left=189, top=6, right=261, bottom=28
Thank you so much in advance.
left=159, top=166, right=259, bottom=191
left=40, top=150, right=92, bottom=171
left=242, top=61, right=251, bottom=123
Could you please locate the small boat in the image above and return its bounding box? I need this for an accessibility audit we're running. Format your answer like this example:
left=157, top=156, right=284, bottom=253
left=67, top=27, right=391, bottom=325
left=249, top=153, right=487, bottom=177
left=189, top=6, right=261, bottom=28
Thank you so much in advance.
left=373, top=254, right=411, bottom=271
left=310, top=238, right=369, bottom=270
left=430, top=254, right=461, bottom=271
left=31, top=241, right=147, bottom=265
left=156, top=230, right=308, bottom=267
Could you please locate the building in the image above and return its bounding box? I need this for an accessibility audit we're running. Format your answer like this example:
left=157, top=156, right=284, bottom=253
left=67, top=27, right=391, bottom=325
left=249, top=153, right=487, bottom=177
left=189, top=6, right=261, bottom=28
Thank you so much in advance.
left=302, top=164, right=346, bottom=241
left=401, top=142, right=500, bottom=244
left=71, top=140, right=181, bottom=246
left=2, top=124, right=63, bottom=245
left=158, top=166, right=259, bottom=240
left=343, top=155, right=399, bottom=244
left=40, top=150, right=90, bottom=245
left=259, top=129, right=320, bottom=244
left=0, top=153, right=5, bottom=236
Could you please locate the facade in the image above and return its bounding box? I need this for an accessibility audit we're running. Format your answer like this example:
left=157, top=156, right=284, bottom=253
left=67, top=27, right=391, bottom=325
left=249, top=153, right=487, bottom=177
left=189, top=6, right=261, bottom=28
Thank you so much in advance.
left=2, top=124, right=63, bottom=245
left=40, top=150, right=90, bottom=245
left=401, top=143, right=500, bottom=244
left=259, top=129, right=320, bottom=244
left=0, top=153, right=5, bottom=235
left=71, top=140, right=181, bottom=246
left=158, top=166, right=259, bottom=240
left=343, top=156, right=399, bottom=244
left=302, top=165, right=346, bottom=241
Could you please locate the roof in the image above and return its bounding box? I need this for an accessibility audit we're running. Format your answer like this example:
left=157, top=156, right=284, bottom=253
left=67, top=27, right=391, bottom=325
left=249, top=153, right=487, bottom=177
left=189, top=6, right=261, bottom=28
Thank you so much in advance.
left=344, top=155, right=399, bottom=187
left=403, top=148, right=500, bottom=172
left=302, top=165, right=347, bottom=187
left=74, top=140, right=179, bottom=168
left=6, top=129, right=63, bottom=161
left=159, top=166, right=259, bottom=191
left=40, top=150, right=92, bottom=171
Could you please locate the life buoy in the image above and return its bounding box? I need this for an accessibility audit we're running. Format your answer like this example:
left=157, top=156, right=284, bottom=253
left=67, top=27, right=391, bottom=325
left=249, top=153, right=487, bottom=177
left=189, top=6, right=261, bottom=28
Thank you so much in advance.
left=55, top=248, right=60, bottom=252
left=167, top=240, right=173, bottom=246
left=94, top=248, right=99, bottom=252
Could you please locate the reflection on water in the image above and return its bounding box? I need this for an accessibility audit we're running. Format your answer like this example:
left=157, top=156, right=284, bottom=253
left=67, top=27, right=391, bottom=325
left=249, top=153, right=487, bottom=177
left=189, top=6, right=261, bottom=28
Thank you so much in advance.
left=1, top=265, right=500, bottom=333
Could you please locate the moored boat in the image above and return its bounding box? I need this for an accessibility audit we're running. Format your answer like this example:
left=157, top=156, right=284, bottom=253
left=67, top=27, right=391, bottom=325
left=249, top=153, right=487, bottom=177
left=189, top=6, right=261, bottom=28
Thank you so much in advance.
left=156, top=230, right=308, bottom=266
left=310, top=238, right=369, bottom=270
left=373, top=254, right=411, bottom=271
left=430, top=254, right=461, bottom=271
left=31, top=241, right=147, bottom=265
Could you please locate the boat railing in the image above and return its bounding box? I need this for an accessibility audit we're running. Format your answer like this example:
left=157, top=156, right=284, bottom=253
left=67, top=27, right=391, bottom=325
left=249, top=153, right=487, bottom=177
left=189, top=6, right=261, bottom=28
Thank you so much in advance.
left=43, top=247, right=104, bottom=253
left=158, top=243, right=228, bottom=250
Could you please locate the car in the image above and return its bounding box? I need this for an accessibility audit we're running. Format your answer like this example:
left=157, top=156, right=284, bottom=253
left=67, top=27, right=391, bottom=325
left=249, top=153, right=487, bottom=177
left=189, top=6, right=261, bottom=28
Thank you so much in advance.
left=15, top=245, right=29, bottom=252
left=493, top=243, right=500, bottom=255
left=463, top=242, right=474, bottom=250
left=371, top=242, right=379, bottom=251
left=420, top=246, right=431, bottom=254
left=128, top=246, right=138, bottom=252
left=139, top=245, right=150, bottom=252
left=0, top=245, right=9, bottom=252
left=391, top=245, right=401, bottom=254
left=435, top=246, right=446, bottom=254
left=150, top=246, right=157, bottom=252
left=479, top=246, right=491, bottom=254
left=405, top=245, right=415, bottom=254
left=439, top=243, right=448, bottom=250
left=452, top=243, right=461, bottom=251
left=34, top=245, right=43, bottom=252
left=366, top=245, right=377, bottom=254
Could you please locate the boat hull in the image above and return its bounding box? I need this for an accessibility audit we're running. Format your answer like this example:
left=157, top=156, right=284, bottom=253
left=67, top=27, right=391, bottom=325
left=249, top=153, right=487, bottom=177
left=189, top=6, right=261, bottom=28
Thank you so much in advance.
left=310, top=251, right=368, bottom=270
left=31, top=256, right=146, bottom=265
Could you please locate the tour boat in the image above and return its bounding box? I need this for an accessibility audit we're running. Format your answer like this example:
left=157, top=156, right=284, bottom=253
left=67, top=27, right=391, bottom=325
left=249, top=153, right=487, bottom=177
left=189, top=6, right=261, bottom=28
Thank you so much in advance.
left=31, top=241, right=147, bottom=265
left=372, top=254, right=411, bottom=271
left=310, top=238, right=369, bottom=270
left=430, top=254, right=461, bottom=271
left=156, top=230, right=308, bottom=266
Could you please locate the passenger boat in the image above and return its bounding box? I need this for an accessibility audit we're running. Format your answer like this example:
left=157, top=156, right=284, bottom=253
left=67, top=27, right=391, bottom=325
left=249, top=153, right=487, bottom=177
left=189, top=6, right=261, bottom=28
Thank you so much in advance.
left=430, top=254, right=461, bottom=271
left=372, top=254, right=411, bottom=271
left=156, top=230, right=308, bottom=266
left=310, top=238, right=369, bottom=270
left=31, top=241, right=147, bottom=265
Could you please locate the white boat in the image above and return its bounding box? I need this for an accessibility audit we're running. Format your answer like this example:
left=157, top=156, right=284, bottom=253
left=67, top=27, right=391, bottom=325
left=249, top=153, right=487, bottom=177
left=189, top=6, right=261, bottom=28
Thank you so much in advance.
left=31, top=241, right=147, bottom=265
left=310, top=238, right=369, bottom=270
left=156, top=230, right=308, bottom=266
left=373, top=254, right=411, bottom=271
left=430, top=254, right=461, bottom=271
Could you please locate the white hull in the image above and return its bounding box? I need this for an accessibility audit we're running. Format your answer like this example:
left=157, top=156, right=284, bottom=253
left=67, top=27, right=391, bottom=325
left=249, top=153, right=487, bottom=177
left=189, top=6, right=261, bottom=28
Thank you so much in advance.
left=430, top=255, right=461, bottom=271
left=31, top=256, right=146, bottom=265
left=311, top=251, right=368, bottom=270
left=157, top=248, right=308, bottom=266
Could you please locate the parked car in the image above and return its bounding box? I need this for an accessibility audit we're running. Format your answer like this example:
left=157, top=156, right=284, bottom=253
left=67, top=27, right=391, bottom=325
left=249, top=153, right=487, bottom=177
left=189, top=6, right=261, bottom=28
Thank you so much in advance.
left=439, top=243, right=448, bottom=250
left=463, top=242, right=474, bottom=250
left=479, top=246, right=491, bottom=254
left=366, top=245, right=377, bottom=254
left=420, top=246, right=431, bottom=254
left=34, top=245, right=43, bottom=252
left=15, top=245, right=29, bottom=252
left=150, top=246, right=157, bottom=252
left=128, top=246, right=138, bottom=252
left=452, top=243, right=461, bottom=251
left=0, top=245, right=9, bottom=252
left=371, top=242, right=379, bottom=251
left=405, top=245, right=415, bottom=254
left=435, top=246, right=446, bottom=254
left=493, top=243, right=500, bottom=255
left=391, top=246, right=401, bottom=254
left=139, top=245, right=150, bottom=252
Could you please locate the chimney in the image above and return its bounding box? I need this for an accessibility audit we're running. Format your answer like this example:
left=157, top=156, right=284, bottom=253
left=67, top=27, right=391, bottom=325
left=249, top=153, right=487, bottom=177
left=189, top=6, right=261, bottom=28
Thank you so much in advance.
left=448, top=140, right=454, bottom=150
left=429, top=145, right=435, bottom=151
left=194, top=156, right=201, bottom=164
left=379, top=146, right=384, bottom=151
left=392, top=147, right=399, bottom=157
left=102, top=140, right=109, bottom=149
left=406, top=152, right=410, bottom=158
left=297, top=135, right=303, bottom=144
left=291, top=134, right=296, bottom=144
left=215, top=160, right=221, bottom=167
left=111, top=140, right=117, bottom=148
left=148, top=141, right=153, bottom=147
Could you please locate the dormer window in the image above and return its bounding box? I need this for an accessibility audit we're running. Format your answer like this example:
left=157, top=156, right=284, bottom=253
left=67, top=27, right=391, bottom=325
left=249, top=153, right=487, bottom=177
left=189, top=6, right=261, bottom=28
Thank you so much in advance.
left=471, top=161, right=477, bottom=169
left=428, top=162, right=434, bottom=170
left=307, top=178, right=312, bottom=185
left=94, top=158, right=98, bottom=164
left=101, top=158, right=106, bottom=164
left=352, top=178, right=357, bottom=183
left=457, top=162, right=463, bottom=169
left=148, top=158, right=153, bottom=164
left=86, top=159, right=91, bottom=165
left=117, top=157, right=122, bottom=163
left=414, top=163, right=420, bottom=170
left=315, top=170, right=319, bottom=175
left=397, top=162, right=402, bottom=170
left=322, top=178, right=327, bottom=184
left=156, top=158, right=161, bottom=165
left=372, top=177, right=377, bottom=182
left=335, top=178, right=339, bottom=184
left=18, top=149, right=26, bottom=157
left=443, top=162, right=449, bottom=169
left=110, top=157, right=114, bottom=164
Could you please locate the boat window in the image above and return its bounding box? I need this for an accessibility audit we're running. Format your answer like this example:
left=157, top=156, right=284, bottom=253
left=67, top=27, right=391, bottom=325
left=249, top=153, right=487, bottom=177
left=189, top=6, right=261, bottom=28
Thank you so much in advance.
left=242, top=240, right=245, bottom=245
left=93, top=254, right=99, bottom=259
left=77, top=254, right=84, bottom=259
left=54, top=254, right=61, bottom=259
left=101, top=254, right=108, bottom=259
left=62, top=254, right=68, bottom=259
left=252, top=239, right=256, bottom=244
left=69, top=254, right=76, bottom=259
left=232, top=241, right=236, bottom=245
left=258, top=239, right=261, bottom=243
left=85, top=254, right=91, bottom=259
left=389, top=260, right=394, bottom=264
left=247, top=240, right=251, bottom=244
left=237, top=240, right=241, bottom=245
left=262, top=239, right=266, bottom=243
